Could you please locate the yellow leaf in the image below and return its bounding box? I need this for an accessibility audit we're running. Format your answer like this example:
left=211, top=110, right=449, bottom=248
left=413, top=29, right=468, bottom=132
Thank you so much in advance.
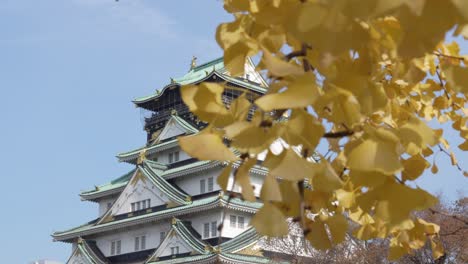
left=235, top=158, right=257, bottom=201
left=295, top=3, right=327, bottom=32
left=349, top=170, right=389, bottom=188
left=335, top=189, right=355, bottom=209
left=445, top=65, right=468, bottom=95
left=229, top=93, right=251, bottom=121
left=264, top=148, right=317, bottom=181
left=178, top=129, right=238, bottom=162
left=450, top=151, right=458, bottom=166
left=345, top=128, right=402, bottom=175
left=224, top=41, right=249, bottom=76
left=275, top=180, right=301, bottom=217
left=430, top=239, right=445, bottom=260
left=255, top=72, right=319, bottom=111
left=225, top=121, right=284, bottom=154
left=327, top=214, right=348, bottom=244
left=180, top=83, right=232, bottom=126
left=250, top=202, right=288, bottom=237
left=451, top=0, right=468, bottom=20
left=217, top=165, right=232, bottom=192
left=402, top=154, right=430, bottom=181
left=312, top=161, right=343, bottom=193
left=431, top=162, right=439, bottom=174
left=261, top=51, right=303, bottom=77
left=398, top=116, right=439, bottom=155
left=306, top=219, right=331, bottom=250
left=260, top=173, right=282, bottom=202
left=389, top=237, right=408, bottom=261
left=283, top=109, right=325, bottom=150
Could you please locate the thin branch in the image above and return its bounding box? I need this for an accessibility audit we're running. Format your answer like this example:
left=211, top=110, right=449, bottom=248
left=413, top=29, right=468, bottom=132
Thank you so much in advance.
left=429, top=208, right=468, bottom=225
left=433, top=52, right=465, bottom=61
left=323, top=130, right=354, bottom=138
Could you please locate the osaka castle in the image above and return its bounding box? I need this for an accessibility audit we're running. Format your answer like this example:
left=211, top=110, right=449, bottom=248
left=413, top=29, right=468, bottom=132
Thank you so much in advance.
left=52, top=57, right=290, bottom=264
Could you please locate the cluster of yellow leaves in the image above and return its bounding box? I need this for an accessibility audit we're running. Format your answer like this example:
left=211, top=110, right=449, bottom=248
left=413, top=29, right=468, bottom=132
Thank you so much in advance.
left=179, top=0, right=468, bottom=260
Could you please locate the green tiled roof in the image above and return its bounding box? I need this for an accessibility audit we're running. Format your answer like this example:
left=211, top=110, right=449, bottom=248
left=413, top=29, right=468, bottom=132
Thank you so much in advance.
left=80, top=169, right=136, bottom=200
left=65, top=239, right=108, bottom=264
left=53, top=194, right=262, bottom=241
left=117, top=139, right=178, bottom=162
left=147, top=254, right=216, bottom=264
left=132, top=57, right=266, bottom=106
left=220, top=253, right=274, bottom=264
left=218, top=227, right=259, bottom=253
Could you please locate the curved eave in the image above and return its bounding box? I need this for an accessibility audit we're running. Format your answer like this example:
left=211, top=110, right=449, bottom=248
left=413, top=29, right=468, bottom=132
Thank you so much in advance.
left=133, top=71, right=266, bottom=109
left=117, top=139, right=179, bottom=164
left=52, top=195, right=262, bottom=242
left=79, top=185, right=125, bottom=202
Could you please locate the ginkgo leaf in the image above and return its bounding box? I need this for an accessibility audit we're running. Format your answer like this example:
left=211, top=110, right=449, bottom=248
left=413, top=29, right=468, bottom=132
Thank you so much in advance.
left=326, top=214, right=347, bottom=243
left=306, top=219, right=332, bottom=250
left=229, top=93, right=251, bottom=121
left=459, top=139, right=468, bottom=150
left=250, top=202, right=289, bottom=237
left=260, top=173, right=282, bottom=202
left=398, top=116, right=439, bottom=155
left=264, top=148, right=317, bottom=181
left=261, top=51, right=303, bottom=77
left=235, top=158, right=257, bottom=201
left=225, top=121, right=285, bottom=154
left=178, top=129, right=238, bottom=162
left=444, top=65, right=468, bottom=95
left=283, top=109, right=325, bottom=150
left=180, top=83, right=233, bottom=126
left=312, top=161, right=343, bottom=193
left=217, top=165, right=232, bottom=192
left=345, top=128, right=403, bottom=175
left=431, top=162, right=439, bottom=174
left=255, top=72, right=319, bottom=111
left=402, top=154, right=430, bottom=181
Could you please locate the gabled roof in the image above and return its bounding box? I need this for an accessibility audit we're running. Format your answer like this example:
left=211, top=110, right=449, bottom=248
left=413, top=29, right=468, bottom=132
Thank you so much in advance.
left=80, top=169, right=136, bottom=201
left=53, top=194, right=262, bottom=242
left=65, top=239, right=108, bottom=264
left=96, top=161, right=190, bottom=225
left=132, top=57, right=267, bottom=107
left=153, top=114, right=199, bottom=144
left=146, top=218, right=210, bottom=263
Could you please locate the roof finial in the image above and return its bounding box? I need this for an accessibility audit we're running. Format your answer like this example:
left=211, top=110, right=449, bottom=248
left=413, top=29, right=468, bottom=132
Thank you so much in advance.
left=171, top=108, right=178, bottom=116
left=190, top=55, right=197, bottom=70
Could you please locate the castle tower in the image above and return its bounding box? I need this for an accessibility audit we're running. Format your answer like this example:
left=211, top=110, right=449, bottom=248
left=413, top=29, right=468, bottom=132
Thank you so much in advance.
left=52, top=57, right=285, bottom=264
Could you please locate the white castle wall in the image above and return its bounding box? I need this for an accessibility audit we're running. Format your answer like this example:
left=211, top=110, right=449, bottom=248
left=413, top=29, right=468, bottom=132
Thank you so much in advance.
left=93, top=221, right=171, bottom=257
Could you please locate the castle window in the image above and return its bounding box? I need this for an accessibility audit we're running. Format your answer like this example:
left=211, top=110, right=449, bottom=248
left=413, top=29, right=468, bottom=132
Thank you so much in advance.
left=200, top=179, right=206, bottom=194
left=211, top=221, right=217, bottom=237
left=134, top=235, right=146, bottom=251
left=238, top=216, right=245, bottom=229
left=203, top=223, right=210, bottom=238
left=230, top=215, right=237, bottom=228
left=160, top=232, right=166, bottom=244
left=111, top=240, right=121, bottom=255
left=171, top=246, right=179, bottom=255
left=207, top=177, right=214, bottom=192
left=174, top=151, right=179, bottom=162
left=169, top=153, right=173, bottom=163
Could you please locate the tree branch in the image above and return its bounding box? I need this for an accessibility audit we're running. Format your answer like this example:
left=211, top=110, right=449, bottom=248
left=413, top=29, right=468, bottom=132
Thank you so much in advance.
left=323, top=130, right=354, bottom=138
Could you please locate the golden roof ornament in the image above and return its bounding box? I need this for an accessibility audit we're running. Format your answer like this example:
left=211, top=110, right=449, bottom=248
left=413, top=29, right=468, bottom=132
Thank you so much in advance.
left=137, top=148, right=147, bottom=165
left=171, top=108, right=178, bottom=116
left=170, top=77, right=175, bottom=83
left=190, top=56, right=197, bottom=70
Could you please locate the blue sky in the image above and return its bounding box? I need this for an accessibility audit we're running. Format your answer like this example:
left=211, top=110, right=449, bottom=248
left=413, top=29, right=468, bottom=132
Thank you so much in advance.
left=0, top=1, right=466, bottom=263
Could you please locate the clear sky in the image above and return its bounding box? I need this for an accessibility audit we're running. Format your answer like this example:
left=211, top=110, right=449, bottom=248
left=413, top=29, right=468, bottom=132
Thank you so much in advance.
left=0, top=1, right=466, bottom=263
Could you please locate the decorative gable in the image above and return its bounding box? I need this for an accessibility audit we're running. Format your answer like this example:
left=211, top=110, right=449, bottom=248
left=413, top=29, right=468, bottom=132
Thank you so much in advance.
left=109, top=170, right=170, bottom=216
left=97, top=162, right=191, bottom=224
left=154, top=115, right=198, bottom=143
left=66, top=239, right=108, bottom=264
left=146, top=218, right=209, bottom=263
